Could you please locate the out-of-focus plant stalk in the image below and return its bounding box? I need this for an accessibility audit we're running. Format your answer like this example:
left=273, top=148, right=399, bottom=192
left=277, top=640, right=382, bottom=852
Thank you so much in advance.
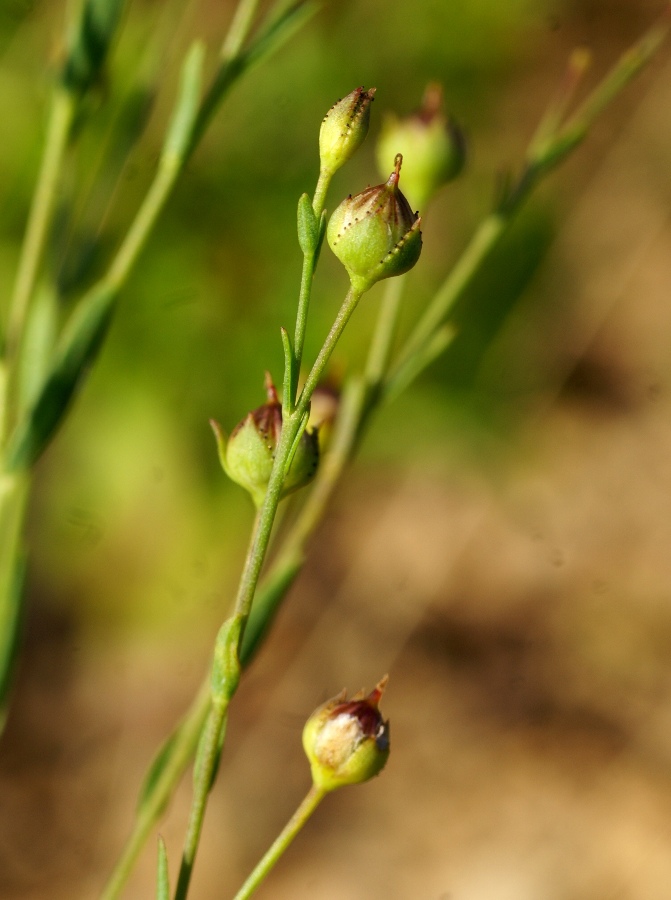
left=389, top=7, right=671, bottom=394
left=4, top=88, right=75, bottom=393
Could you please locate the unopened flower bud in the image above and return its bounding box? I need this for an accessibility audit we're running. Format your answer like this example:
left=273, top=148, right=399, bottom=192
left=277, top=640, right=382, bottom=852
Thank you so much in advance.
left=212, top=374, right=319, bottom=509
left=376, top=83, right=466, bottom=210
left=319, top=87, right=376, bottom=177
left=302, top=677, right=390, bottom=792
left=327, top=155, right=422, bottom=293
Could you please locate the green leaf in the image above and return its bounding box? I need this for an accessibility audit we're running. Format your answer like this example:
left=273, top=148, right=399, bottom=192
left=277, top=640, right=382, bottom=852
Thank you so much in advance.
left=0, top=473, right=29, bottom=734
left=17, top=282, right=58, bottom=416
left=297, top=193, right=318, bottom=256
left=0, top=549, right=26, bottom=736
left=210, top=616, right=242, bottom=705
left=4, top=282, right=117, bottom=472
left=61, top=0, right=127, bottom=95
left=156, top=836, right=170, bottom=900
left=138, top=729, right=180, bottom=816
left=162, top=42, right=205, bottom=167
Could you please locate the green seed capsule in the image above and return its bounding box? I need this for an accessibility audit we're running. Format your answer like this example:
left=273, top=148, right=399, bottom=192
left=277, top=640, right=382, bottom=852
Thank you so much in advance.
left=376, top=83, right=466, bottom=210
left=302, top=677, right=390, bottom=792
left=212, top=375, right=319, bottom=509
left=327, top=155, right=422, bottom=293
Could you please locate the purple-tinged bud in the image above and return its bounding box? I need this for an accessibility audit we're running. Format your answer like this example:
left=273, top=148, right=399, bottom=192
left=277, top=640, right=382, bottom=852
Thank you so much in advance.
left=211, top=374, right=319, bottom=509
left=319, top=87, right=376, bottom=177
left=376, top=83, right=466, bottom=210
left=302, top=677, right=390, bottom=792
left=327, top=155, right=422, bottom=293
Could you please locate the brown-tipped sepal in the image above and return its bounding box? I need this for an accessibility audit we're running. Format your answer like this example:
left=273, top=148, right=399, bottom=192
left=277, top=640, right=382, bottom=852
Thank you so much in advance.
left=376, top=83, right=466, bottom=210
left=302, top=677, right=390, bottom=792
left=319, top=87, right=376, bottom=177
left=214, top=375, right=319, bottom=509
left=327, top=155, right=422, bottom=293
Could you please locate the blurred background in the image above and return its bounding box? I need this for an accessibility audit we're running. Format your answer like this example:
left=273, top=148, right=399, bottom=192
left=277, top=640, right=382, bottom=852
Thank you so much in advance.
left=2, top=0, right=671, bottom=897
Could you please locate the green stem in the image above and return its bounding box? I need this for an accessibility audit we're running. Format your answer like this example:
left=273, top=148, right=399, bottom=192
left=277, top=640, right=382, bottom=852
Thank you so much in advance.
left=389, top=212, right=506, bottom=390
left=4, top=88, right=75, bottom=427
left=241, top=374, right=366, bottom=662
left=100, top=679, right=211, bottom=900
left=232, top=784, right=327, bottom=900
left=292, top=170, right=332, bottom=402
left=312, top=169, right=330, bottom=216
left=0, top=472, right=29, bottom=731
left=295, top=286, right=362, bottom=420
left=364, top=275, right=405, bottom=388
left=173, top=701, right=229, bottom=900
left=220, top=0, right=260, bottom=60
left=170, top=285, right=361, bottom=899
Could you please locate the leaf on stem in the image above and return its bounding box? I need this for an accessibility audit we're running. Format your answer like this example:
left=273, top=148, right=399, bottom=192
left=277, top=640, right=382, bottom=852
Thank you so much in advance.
left=5, top=282, right=117, bottom=472
left=280, top=327, right=294, bottom=416
left=156, top=836, right=170, bottom=900
left=0, top=548, right=26, bottom=735
left=297, top=193, right=319, bottom=257
left=61, top=0, right=127, bottom=96
left=162, top=42, right=206, bottom=168
left=137, top=729, right=182, bottom=817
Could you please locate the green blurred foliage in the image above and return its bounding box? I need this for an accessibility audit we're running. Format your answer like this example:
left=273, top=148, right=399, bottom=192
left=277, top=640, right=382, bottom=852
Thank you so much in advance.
left=1, top=0, right=627, bottom=637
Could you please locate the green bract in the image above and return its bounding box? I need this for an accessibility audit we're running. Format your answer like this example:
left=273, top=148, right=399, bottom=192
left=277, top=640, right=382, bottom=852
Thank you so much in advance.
left=319, top=86, right=376, bottom=177
left=327, top=155, right=422, bottom=293
left=302, top=678, right=390, bottom=792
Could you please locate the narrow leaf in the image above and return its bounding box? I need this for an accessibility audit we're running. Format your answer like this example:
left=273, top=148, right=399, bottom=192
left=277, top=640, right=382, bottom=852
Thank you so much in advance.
left=0, top=549, right=26, bottom=735
left=5, top=282, right=117, bottom=472
left=297, top=193, right=318, bottom=256
left=280, top=327, right=294, bottom=415
left=162, top=42, right=205, bottom=167
left=138, top=730, right=180, bottom=815
left=156, top=836, right=170, bottom=900
left=61, top=0, right=127, bottom=95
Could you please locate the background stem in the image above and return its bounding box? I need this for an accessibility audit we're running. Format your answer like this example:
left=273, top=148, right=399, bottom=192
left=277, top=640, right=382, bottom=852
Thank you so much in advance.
left=4, top=88, right=75, bottom=424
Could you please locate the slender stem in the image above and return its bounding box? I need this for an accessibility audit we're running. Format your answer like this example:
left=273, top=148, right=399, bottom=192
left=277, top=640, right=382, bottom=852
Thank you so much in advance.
left=174, top=702, right=229, bottom=900
left=107, top=160, right=182, bottom=292
left=232, top=784, right=327, bottom=900
left=100, top=679, right=211, bottom=900
left=364, top=275, right=405, bottom=387
left=312, top=169, right=330, bottom=216
left=171, top=285, right=361, bottom=899
left=292, top=170, right=332, bottom=399
left=292, top=252, right=317, bottom=397
left=220, top=0, right=260, bottom=61
left=4, top=88, right=75, bottom=425
left=389, top=213, right=506, bottom=388
left=240, top=375, right=366, bottom=662
left=296, top=286, right=362, bottom=420
left=172, top=513, right=260, bottom=900
left=0, top=472, right=29, bottom=731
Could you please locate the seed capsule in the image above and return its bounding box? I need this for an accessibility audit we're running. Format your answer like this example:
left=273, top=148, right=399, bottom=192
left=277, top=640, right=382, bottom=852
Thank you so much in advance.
left=302, top=677, right=390, bottom=792
left=376, top=83, right=466, bottom=210
left=212, top=374, right=319, bottom=509
left=327, top=155, right=422, bottom=293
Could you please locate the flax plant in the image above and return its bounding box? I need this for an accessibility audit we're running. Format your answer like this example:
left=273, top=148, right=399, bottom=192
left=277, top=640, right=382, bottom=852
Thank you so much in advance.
left=1, top=3, right=670, bottom=899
